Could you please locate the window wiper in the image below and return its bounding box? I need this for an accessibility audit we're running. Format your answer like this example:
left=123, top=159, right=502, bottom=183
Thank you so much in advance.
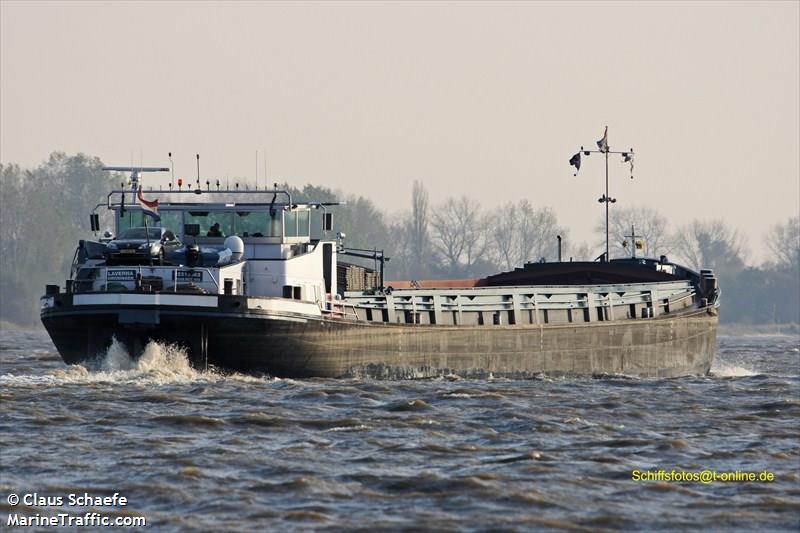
left=269, top=191, right=277, bottom=219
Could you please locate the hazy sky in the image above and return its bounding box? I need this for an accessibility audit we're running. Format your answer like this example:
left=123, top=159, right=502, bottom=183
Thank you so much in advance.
left=1, top=1, right=798, bottom=262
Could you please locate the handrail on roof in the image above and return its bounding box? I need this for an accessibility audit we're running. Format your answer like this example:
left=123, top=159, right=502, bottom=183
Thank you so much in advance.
left=106, top=187, right=295, bottom=209
left=105, top=188, right=342, bottom=210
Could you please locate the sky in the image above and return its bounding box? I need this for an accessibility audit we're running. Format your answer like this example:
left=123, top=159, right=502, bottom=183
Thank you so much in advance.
left=1, top=1, right=798, bottom=263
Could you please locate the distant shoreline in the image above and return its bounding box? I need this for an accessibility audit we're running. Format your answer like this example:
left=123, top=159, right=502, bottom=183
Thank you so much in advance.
left=717, top=323, right=799, bottom=336
left=0, top=320, right=41, bottom=332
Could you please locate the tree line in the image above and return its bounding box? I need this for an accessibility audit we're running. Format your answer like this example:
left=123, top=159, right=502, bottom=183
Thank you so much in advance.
left=600, top=208, right=798, bottom=324
left=0, top=154, right=125, bottom=325
left=1, top=153, right=797, bottom=326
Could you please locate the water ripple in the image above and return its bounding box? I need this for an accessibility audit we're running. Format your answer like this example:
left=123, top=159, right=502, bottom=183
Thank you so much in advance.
left=1, top=330, right=798, bottom=531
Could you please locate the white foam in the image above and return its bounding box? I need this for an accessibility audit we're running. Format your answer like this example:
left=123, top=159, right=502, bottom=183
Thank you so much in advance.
left=100, top=338, right=135, bottom=371
left=325, top=425, right=370, bottom=432
left=43, top=339, right=201, bottom=385
left=1, top=338, right=271, bottom=387
left=710, top=360, right=759, bottom=378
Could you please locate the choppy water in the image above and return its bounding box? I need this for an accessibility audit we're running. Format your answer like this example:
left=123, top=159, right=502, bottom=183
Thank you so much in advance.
left=1, top=329, right=798, bottom=531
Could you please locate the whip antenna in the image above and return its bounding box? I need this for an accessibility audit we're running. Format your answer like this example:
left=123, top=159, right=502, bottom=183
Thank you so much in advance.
left=168, top=152, right=174, bottom=188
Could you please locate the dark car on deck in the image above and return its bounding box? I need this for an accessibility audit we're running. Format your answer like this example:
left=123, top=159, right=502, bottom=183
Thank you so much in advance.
left=104, top=227, right=181, bottom=265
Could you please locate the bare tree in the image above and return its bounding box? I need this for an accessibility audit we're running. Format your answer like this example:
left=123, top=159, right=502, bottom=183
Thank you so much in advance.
left=489, top=201, right=564, bottom=270
left=673, top=219, right=747, bottom=274
left=386, top=212, right=414, bottom=280
left=765, top=216, right=800, bottom=270
left=518, top=203, right=562, bottom=263
left=463, top=211, right=491, bottom=270
left=595, top=206, right=672, bottom=259
left=567, top=241, right=596, bottom=262
left=431, top=198, right=466, bottom=271
left=490, top=202, right=519, bottom=270
left=410, top=181, right=430, bottom=276
left=430, top=196, right=489, bottom=275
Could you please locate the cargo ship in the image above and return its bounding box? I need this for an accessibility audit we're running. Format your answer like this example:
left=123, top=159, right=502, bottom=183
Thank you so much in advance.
left=40, top=166, right=719, bottom=378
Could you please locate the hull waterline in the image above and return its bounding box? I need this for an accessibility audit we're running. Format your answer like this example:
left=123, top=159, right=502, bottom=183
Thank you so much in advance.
left=41, top=294, right=717, bottom=378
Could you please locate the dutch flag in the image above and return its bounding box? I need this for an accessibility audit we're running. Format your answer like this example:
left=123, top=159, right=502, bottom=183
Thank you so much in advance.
left=137, top=186, right=160, bottom=222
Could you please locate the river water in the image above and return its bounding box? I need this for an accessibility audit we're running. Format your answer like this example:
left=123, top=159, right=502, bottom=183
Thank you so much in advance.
left=1, top=329, right=798, bottom=531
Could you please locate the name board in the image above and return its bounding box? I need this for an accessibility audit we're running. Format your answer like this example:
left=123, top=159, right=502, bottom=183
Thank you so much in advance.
left=176, top=270, right=203, bottom=282
left=107, top=270, right=136, bottom=281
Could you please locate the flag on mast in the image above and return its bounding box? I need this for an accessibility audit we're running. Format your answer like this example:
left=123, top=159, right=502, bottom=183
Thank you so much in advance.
left=137, top=186, right=160, bottom=222
left=622, top=150, right=635, bottom=178
left=568, top=152, right=582, bottom=175
left=596, top=126, right=609, bottom=153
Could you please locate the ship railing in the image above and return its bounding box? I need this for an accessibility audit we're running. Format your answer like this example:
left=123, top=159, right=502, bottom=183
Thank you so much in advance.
left=319, top=299, right=360, bottom=320
left=166, top=267, right=220, bottom=293
left=344, top=282, right=697, bottom=319
left=72, top=265, right=221, bottom=294
left=658, top=290, right=696, bottom=308
left=380, top=291, right=692, bottom=312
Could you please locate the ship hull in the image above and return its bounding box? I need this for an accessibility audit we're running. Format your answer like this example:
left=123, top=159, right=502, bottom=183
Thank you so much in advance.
left=41, top=293, right=717, bottom=378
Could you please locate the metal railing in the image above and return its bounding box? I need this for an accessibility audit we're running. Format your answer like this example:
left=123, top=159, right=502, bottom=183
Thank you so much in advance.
left=319, top=299, right=360, bottom=320
left=341, top=281, right=697, bottom=322
left=72, top=265, right=221, bottom=294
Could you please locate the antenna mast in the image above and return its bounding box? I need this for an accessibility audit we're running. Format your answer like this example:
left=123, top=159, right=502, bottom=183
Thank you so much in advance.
left=623, top=225, right=644, bottom=259
left=195, top=154, right=201, bottom=191
left=168, top=152, right=174, bottom=188
left=569, top=127, right=635, bottom=262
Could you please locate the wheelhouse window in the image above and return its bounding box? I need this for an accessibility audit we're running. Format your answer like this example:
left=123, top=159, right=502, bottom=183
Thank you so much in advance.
left=117, top=210, right=145, bottom=234
left=159, top=210, right=183, bottom=237
left=284, top=211, right=298, bottom=237
left=284, top=209, right=310, bottom=238
left=235, top=211, right=281, bottom=237
left=267, top=212, right=281, bottom=237
left=185, top=211, right=233, bottom=237
left=119, top=227, right=162, bottom=240
left=119, top=209, right=183, bottom=238
left=297, top=210, right=310, bottom=236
